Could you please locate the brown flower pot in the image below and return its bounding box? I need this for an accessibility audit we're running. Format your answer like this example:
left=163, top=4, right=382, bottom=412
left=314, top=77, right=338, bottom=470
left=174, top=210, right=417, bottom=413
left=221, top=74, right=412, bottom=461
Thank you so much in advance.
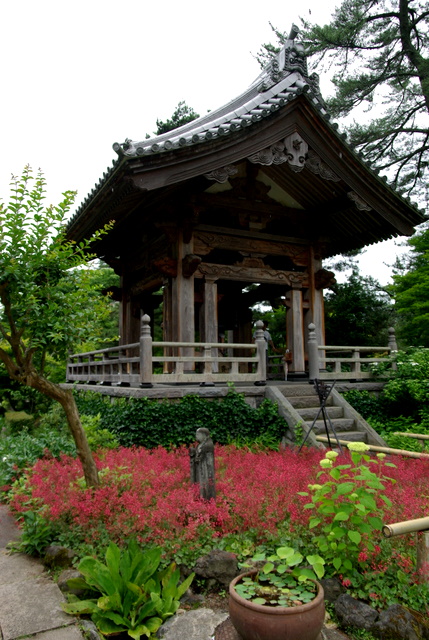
left=229, top=570, right=325, bottom=640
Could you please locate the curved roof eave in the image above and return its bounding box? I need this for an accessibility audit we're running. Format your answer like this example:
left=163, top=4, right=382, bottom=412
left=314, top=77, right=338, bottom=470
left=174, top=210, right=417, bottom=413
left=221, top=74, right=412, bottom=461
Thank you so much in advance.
left=67, top=27, right=426, bottom=238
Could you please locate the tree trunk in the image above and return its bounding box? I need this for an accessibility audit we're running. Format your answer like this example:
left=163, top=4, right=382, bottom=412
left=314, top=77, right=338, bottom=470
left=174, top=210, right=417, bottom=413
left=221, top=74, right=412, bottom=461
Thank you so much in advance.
left=27, top=373, right=99, bottom=488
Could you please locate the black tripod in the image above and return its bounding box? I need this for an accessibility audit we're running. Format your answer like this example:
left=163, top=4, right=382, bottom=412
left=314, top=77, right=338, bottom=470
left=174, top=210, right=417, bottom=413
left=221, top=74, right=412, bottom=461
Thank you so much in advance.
left=298, top=379, right=343, bottom=452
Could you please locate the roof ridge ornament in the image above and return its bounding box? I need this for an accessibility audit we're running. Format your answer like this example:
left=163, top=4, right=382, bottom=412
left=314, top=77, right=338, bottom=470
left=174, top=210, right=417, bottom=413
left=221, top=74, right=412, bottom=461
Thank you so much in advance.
left=257, top=25, right=308, bottom=93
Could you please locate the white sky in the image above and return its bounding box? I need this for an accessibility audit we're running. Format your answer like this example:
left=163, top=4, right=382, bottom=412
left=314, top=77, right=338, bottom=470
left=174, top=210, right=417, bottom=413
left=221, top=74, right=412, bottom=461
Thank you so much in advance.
left=0, top=0, right=416, bottom=284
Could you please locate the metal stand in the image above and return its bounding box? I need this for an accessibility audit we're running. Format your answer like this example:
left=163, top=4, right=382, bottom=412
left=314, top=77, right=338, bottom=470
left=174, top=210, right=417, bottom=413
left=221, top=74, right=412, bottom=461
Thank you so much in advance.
left=299, top=379, right=343, bottom=452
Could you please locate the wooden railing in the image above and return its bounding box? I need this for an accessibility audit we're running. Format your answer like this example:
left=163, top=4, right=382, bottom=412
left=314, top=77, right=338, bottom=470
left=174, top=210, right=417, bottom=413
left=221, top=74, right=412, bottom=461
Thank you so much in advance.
left=307, top=323, right=397, bottom=381
left=67, top=316, right=267, bottom=387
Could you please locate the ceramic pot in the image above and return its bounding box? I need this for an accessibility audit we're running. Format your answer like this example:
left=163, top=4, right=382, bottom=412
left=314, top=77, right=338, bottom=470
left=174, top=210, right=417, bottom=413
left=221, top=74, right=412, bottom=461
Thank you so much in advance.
left=229, top=570, right=325, bottom=640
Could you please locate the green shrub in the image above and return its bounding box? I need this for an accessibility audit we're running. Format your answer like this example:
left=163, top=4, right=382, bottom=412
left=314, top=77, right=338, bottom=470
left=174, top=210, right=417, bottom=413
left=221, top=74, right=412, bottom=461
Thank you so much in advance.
left=0, top=428, right=75, bottom=488
left=81, top=414, right=119, bottom=451
left=62, top=540, right=194, bottom=639
left=75, top=390, right=287, bottom=448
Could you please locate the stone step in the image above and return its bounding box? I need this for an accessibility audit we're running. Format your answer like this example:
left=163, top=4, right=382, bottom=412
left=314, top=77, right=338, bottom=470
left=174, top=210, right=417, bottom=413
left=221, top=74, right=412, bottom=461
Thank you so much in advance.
left=279, top=384, right=318, bottom=397
left=310, top=418, right=355, bottom=435
left=318, top=431, right=369, bottom=444
left=287, top=395, right=334, bottom=409
left=297, top=406, right=343, bottom=421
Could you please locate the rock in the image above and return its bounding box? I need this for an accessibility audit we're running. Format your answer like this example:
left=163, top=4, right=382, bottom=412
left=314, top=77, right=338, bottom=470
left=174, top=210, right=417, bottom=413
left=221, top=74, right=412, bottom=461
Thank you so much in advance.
left=335, top=594, right=379, bottom=631
left=371, top=604, right=429, bottom=640
left=180, top=588, right=205, bottom=607
left=43, top=545, right=76, bottom=569
left=79, top=619, right=103, bottom=640
left=157, top=608, right=228, bottom=640
left=193, top=550, right=239, bottom=588
left=57, top=569, right=86, bottom=597
left=320, top=577, right=346, bottom=603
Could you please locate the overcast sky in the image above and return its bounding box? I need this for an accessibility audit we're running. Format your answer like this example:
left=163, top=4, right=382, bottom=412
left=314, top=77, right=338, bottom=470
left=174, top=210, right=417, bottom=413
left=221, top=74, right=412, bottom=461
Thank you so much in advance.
left=0, top=0, right=414, bottom=283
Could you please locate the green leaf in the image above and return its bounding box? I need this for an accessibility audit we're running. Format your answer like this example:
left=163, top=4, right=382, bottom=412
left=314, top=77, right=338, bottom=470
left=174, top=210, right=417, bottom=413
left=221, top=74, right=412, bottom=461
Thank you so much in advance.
left=348, top=530, right=361, bottom=544
left=61, top=599, right=99, bottom=615
left=335, top=482, right=355, bottom=495
left=368, top=516, right=383, bottom=530
left=309, top=517, right=321, bottom=529
left=176, top=572, right=195, bottom=600
left=262, top=562, right=275, bottom=574
left=253, top=597, right=266, bottom=605
left=105, top=542, right=121, bottom=583
left=333, top=512, right=349, bottom=521
left=78, top=557, right=118, bottom=596
left=276, top=547, right=294, bottom=560
left=333, top=557, right=342, bottom=571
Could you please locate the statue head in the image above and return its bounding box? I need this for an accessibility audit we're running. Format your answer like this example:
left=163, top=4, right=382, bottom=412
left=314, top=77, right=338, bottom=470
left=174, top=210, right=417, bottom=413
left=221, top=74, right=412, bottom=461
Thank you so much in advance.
left=196, top=427, right=210, bottom=443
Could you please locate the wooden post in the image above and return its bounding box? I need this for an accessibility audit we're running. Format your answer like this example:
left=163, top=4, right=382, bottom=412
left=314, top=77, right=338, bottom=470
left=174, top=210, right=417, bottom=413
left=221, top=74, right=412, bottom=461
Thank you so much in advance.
left=140, top=314, right=153, bottom=388
left=417, top=532, right=429, bottom=583
left=287, top=288, right=305, bottom=374
left=172, top=230, right=195, bottom=371
left=254, top=319, right=266, bottom=385
left=308, top=323, right=320, bottom=382
left=388, top=327, right=398, bottom=371
left=204, top=278, right=218, bottom=373
left=388, top=326, right=398, bottom=352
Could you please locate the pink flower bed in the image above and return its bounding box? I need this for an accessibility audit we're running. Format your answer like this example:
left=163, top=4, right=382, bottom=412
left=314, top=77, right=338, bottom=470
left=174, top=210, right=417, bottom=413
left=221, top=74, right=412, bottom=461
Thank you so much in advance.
left=9, top=446, right=429, bottom=547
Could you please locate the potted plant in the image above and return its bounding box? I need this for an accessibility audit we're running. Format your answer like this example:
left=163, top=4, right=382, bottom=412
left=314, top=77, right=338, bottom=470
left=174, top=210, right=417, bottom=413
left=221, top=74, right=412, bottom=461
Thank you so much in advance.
left=229, top=546, right=325, bottom=640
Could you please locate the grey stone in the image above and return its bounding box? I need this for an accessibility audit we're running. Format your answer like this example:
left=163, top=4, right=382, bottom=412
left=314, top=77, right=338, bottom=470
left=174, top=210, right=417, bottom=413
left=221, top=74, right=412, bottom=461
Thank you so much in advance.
left=43, top=544, right=77, bottom=569
left=320, top=577, right=346, bottom=603
left=0, top=505, right=21, bottom=547
left=335, top=594, right=379, bottom=631
left=27, top=626, right=86, bottom=639
left=58, top=569, right=87, bottom=596
left=194, top=549, right=239, bottom=587
left=79, top=619, right=103, bottom=640
left=0, top=549, right=44, bottom=585
left=371, top=604, right=429, bottom=640
left=157, top=608, right=228, bottom=640
left=0, top=575, right=74, bottom=640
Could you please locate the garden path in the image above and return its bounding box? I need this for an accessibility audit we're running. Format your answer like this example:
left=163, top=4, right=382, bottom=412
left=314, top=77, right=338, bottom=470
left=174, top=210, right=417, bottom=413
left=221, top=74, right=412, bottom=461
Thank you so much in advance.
left=0, top=504, right=86, bottom=640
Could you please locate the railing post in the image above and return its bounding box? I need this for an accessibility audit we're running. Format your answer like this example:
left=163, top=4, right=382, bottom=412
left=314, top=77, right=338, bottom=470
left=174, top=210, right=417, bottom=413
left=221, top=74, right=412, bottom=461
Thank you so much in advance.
left=254, top=320, right=266, bottom=386
left=417, top=532, right=429, bottom=583
left=140, top=314, right=153, bottom=388
left=308, top=323, right=320, bottom=382
left=388, top=326, right=398, bottom=372
left=388, top=326, right=398, bottom=352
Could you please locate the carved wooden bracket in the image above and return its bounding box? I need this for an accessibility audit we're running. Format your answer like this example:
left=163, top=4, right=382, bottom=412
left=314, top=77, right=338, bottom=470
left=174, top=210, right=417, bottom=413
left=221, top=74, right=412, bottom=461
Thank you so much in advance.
left=314, top=268, right=336, bottom=290
left=182, top=254, right=202, bottom=278
left=204, top=165, right=238, bottom=183
left=197, top=260, right=309, bottom=287
left=152, top=257, right=178, bottom=278
left=248, top=133, right=308, bottom=172
left=194, top=231, right=310, bottom=266
left=306, top=150, right=341, bottom=182
left=347, top=192, right=372, bottom=211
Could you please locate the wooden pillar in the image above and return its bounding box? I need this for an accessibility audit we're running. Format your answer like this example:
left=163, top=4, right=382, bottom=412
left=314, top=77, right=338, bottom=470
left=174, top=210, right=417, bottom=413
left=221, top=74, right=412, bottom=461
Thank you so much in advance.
left=308, top=248, right=326, bottom=349
left=163, top=280, right=173, bottom=373
left=203, top=278, right=218, bottom=372
left=172, top=230, right=195, bottom=369
left=286, top=287, right=305, bottom=374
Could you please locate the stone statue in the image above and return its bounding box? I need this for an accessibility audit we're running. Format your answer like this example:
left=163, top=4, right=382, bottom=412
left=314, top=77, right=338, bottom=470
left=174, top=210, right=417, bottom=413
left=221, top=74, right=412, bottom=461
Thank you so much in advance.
left=189, top=428, right=216, bottom=500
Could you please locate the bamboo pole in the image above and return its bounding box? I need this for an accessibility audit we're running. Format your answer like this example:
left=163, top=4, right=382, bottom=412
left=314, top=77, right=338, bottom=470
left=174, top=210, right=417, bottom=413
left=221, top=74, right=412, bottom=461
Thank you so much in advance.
left=383, top=516, right=429, bottom=538
left=393, top=432, right=429, bottom=440
left=315, top=435, right=429, bottom=459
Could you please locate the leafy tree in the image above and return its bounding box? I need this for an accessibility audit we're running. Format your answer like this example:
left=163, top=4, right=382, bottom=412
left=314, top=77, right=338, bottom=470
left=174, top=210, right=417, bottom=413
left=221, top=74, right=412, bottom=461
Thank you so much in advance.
left=0, top=166, right=113, bottom=487
left=155, top=101, right=200, bottom=135
left=390, top=225, right=429, bottom=345
left=324, top=268, right=394, bottom=346
left=257, top=1, right=429, bottom=198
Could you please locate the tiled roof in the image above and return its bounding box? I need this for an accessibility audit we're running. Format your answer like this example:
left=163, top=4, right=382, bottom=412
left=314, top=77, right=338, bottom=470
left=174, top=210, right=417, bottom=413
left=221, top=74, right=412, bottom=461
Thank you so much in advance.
left=68, top=26, right=425, bottom=229
left=114, top=26, right=329, bottom=159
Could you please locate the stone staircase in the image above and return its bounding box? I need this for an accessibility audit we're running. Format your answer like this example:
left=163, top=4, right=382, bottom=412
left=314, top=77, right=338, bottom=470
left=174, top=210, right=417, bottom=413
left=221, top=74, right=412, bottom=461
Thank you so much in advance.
left=265, top=384, right=386, bottom=448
